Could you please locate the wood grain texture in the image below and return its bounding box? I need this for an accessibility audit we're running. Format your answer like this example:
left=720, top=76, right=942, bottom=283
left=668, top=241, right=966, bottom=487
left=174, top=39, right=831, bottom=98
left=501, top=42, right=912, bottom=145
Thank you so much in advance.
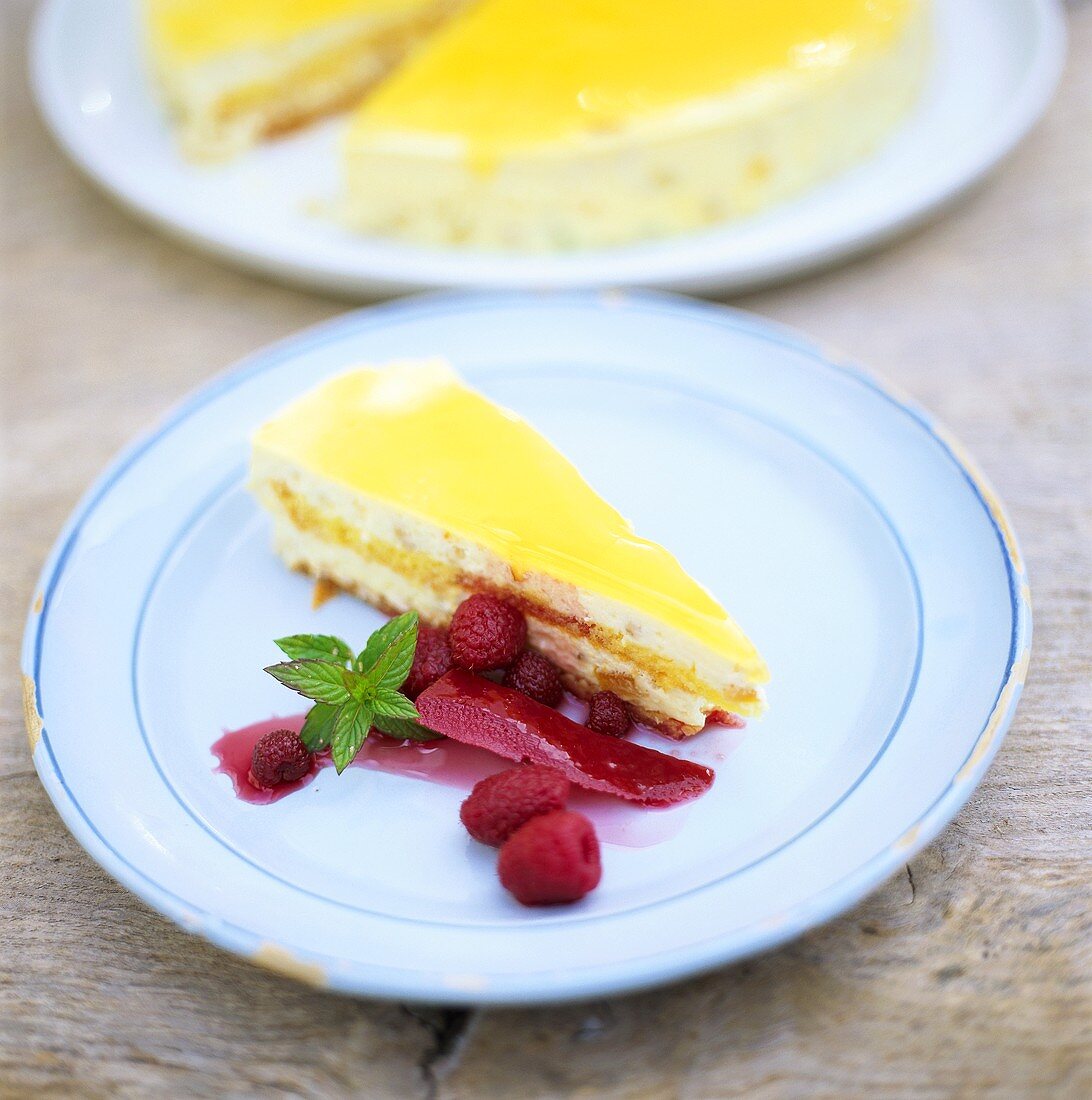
left=1, top=2, right=1089, bottom=1096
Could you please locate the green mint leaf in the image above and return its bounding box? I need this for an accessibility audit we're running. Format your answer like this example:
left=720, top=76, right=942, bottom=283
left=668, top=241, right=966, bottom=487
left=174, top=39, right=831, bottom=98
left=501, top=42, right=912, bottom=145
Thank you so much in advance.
left=275, top=634, right=353, bottom=666
left=330, top=699, right=373, bottom=774
left=373, top=714, right=443, bottom=742
left=264, top=660, right=353, bottom=705
left=266, top=618, right=430, bottom=769
left=371, top=689, right=420, bottom=721
left=299, top=702, right=339, bottom=751
left=355, top=610, right=419, bottom=691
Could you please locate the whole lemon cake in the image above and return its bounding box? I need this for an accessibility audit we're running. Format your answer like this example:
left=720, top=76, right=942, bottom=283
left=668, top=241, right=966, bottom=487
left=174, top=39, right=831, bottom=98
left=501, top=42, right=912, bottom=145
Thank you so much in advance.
left=249, top=360, right=769, bottom=735
left=341, top=0, right=928, bottom=249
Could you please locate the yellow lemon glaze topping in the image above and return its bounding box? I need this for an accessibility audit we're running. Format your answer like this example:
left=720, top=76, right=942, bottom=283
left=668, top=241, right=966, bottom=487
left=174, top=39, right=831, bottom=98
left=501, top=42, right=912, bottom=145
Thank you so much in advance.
left=255, top=361, right=767, bottom=677
left=352, top=0, right=914, bottom=156
left=146, top=0, right=433, bottom=64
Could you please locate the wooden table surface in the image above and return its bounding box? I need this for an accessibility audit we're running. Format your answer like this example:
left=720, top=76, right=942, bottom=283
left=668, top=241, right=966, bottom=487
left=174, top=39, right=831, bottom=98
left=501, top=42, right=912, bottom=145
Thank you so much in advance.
left=2, top=3, right=1089, bottom=1096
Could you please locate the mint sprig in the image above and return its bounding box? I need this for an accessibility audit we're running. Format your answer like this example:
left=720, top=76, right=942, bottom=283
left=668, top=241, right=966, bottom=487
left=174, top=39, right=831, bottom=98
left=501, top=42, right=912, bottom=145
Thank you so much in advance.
left=298, top=701, right=339, bottom=751
left=354, top=613, right=419, bottom=685
left=265, top=610, right=441, bottom=773
left=331, top=699, right=374, bottom=773
left=265, top=660, right=354, bottom=705
left=372, top=714, right=436, bottom=740
left=275, top=634, right=354, bottom=664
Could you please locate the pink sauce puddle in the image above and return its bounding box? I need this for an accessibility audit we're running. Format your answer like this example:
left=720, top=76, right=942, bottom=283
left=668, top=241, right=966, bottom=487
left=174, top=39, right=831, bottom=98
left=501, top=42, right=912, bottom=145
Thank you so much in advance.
left=212, top=701, right=745, bottom=848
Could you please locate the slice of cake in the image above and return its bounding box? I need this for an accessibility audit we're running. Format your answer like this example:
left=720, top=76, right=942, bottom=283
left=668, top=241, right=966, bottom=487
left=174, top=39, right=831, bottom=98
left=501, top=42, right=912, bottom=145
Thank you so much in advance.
left=142, top=0, right=464, bottom=160
left=249, top=360, right=768, bottom=736
left=340, top=0, right=928, bottom=249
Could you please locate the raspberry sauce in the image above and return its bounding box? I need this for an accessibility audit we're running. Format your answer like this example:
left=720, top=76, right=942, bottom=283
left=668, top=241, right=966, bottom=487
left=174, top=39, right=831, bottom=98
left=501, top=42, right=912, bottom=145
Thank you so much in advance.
left=211, top=709, right=725, bottom=847
left=416, top=670, right=715, bottom=806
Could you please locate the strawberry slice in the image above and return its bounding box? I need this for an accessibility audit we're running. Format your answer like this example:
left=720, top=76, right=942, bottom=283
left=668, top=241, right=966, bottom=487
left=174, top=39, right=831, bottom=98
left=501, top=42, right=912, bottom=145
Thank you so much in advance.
left=416, top=670, right=713, bottom=806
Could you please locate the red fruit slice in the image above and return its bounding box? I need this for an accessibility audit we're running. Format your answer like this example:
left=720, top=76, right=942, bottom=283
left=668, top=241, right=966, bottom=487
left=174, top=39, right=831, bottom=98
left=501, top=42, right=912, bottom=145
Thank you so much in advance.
left=416, top=670, right=714, bottom=806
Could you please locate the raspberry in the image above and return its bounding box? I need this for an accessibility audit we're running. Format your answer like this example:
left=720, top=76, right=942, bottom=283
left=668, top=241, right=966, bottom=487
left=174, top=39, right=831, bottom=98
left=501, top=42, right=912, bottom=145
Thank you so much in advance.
left=460, top=765, right=570, bottom=846
left=402, top=624, right=454, bottom=699
left=249, top=728, right=313, bottom=789
left=448, top=594, right=526, bottom=671
left=497, top=811, right=602, bottom=906
left=586, top=691, right=632, bottom=738
left=502, top=650, right=563, bottom=707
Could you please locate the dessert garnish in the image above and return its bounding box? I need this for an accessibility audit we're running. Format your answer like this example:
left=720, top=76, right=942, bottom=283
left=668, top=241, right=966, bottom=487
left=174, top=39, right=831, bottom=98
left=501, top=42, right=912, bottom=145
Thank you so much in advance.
left=585, top=690, right=633, bottom=738
left=249, top=728, right=314, bottom=790
left=502, top=651, right=564, bottom=707
left=244, top=593, right=724, bottom=903
left=448, top=593, right=527, bottom=671
left=416, top=669, right=714, bottom=806
left=460, top=765, right=571, bottom=847
left=497, top=811, right=602, bottom=907
left=264, top=611, right=440, bottom=773
left=460, top=765, right=602, bottom=905
left=402, top=624, right=455, bottom=699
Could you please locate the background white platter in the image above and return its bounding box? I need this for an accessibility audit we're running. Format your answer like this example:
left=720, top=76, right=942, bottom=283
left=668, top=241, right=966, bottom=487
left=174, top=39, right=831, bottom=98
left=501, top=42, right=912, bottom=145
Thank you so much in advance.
left=22, top=291, right=1030, bottom=1004
left=30, top=0, right=1064, bottom=296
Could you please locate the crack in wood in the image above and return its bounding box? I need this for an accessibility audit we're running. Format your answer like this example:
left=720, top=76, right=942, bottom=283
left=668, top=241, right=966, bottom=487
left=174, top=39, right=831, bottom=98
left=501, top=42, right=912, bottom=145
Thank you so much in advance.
left=402, top=1006, right=476, bottom=1099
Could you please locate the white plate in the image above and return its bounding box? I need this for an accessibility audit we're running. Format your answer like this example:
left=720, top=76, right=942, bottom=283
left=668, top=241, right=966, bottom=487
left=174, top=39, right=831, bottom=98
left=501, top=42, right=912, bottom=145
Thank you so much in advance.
left=31, top=1, right=1064, bottom=296
left=22, top=291, right=1030, bottom=1004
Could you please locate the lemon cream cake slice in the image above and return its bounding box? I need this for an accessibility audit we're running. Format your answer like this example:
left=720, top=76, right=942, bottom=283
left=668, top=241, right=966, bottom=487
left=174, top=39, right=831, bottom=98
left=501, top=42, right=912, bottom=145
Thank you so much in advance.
left=341, top=0, right=928, bottom=249
left=142, top=0, right=464, bottom=160
left=250, top=360, right=768, bottom=735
